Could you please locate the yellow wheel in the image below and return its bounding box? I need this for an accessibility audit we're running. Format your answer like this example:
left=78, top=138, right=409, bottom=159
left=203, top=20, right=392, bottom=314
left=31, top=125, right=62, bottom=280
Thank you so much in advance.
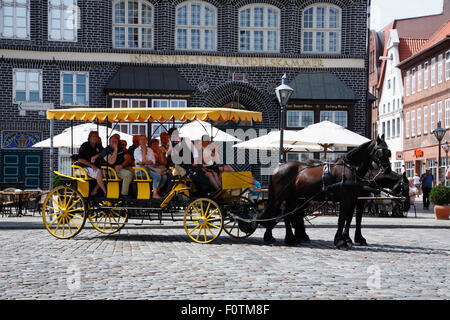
left=88, top=201, right=128, bottom=235
left=184, top=198, right=223, bottom=244
left=42, top=186, right=87, bottom=239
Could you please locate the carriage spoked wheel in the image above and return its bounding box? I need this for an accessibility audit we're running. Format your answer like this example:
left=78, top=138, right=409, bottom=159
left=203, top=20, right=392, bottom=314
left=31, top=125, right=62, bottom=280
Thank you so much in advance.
left=88, top=201, right=128, bottom=235
left=184, top=198, right=223, bottom=244
left=42, top=186, right=87, bottom=239
left=223, top=197, right=258, bottom=239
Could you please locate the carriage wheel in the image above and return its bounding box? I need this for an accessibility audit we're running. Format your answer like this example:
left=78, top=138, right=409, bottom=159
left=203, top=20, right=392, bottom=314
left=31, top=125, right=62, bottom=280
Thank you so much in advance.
left=223, top=197, right=257, bottom=239
left=184, top=198, right=223, bottom=244
left=88, top=201, right=128, bottom=235
left=42, top=186, right=87, bottom=239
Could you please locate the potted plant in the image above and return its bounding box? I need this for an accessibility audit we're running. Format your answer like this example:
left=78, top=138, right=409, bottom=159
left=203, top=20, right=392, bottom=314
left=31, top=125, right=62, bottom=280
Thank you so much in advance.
left=429, top=185, right=450, bottom=220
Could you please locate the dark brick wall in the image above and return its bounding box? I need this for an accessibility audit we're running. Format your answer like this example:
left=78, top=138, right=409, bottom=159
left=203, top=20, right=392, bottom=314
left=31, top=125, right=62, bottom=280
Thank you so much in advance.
left=0, top=0, right=369, bottom=188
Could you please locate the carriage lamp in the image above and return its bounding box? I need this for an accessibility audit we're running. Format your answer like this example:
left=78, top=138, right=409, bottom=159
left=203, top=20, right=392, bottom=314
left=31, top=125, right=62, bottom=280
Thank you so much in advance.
left=432, top=121, right=448, bottom=185
left=275, top=74, right=294, bottom=163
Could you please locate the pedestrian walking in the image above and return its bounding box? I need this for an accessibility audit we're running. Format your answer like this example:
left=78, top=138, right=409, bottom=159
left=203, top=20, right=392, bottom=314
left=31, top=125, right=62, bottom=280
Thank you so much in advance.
left=420, top=169, right=435, bottom=209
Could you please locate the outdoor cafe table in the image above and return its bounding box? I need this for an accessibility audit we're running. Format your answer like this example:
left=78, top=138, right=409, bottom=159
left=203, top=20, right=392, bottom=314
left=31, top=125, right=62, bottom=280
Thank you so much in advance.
left=0, top=190, right=42, bottom=216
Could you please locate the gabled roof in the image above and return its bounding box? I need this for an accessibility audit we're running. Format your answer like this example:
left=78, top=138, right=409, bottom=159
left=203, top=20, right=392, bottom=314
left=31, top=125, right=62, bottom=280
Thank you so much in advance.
left=398, top=38, right=428, bottom=62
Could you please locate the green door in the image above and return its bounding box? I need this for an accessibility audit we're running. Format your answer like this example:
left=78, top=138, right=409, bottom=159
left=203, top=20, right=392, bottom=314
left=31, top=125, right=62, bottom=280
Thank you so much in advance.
left=1, top=150, right=42, bottom=189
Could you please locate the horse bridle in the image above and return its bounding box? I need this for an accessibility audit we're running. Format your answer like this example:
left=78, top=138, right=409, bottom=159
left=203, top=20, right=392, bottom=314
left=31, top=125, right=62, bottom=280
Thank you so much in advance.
left=370, top=142, right=391, bottom=171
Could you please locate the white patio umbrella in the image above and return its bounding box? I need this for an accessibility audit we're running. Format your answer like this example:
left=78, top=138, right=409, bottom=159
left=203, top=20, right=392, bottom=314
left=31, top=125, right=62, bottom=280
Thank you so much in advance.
left=233, top=130, right=325, bottom=152
left=178, top=120, right=241, bottom=142
left=284, top=121, right=371, bottom=157
left=32, top=123, right=133, bottom=149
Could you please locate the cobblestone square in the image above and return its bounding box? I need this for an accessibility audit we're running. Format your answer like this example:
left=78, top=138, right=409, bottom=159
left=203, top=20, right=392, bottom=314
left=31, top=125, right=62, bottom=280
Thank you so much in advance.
left=0, top=200, right=448, bottom=300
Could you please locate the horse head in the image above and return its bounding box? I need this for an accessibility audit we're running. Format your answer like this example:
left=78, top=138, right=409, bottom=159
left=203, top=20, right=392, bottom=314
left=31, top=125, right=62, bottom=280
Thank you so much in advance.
left=370, top=134, right=392, bottom=174
left=392, top=172, right=410, bottom=212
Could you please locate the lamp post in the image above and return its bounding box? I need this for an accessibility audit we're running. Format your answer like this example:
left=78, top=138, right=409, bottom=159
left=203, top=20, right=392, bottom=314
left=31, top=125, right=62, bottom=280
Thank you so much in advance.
left=275, top=74, right=294, bottom=164
left=443, top=140, right=450, bottom=185
left=432, top=121, right=447, bottom=185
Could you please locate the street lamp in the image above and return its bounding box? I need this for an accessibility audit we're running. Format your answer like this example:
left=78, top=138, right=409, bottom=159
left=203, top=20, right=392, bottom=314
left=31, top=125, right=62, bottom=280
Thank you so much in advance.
left=275, top=74, right=294, bottom=164
left=432, top=121, right=447, bottom=185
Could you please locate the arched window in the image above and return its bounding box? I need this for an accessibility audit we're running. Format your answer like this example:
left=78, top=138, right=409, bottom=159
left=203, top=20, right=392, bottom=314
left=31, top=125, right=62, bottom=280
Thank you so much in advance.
left=175, top=1, right=217, bottom=51
left=238, top=4, right=280, bottom=52
left=302, top=4, right=341, bottom=54
left=113, top=0, right=153, bottom=49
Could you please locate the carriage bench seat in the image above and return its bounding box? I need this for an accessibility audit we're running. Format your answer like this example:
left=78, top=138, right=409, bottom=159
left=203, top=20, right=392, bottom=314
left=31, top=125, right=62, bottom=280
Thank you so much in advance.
left=132, top=166, right=153, bottom=200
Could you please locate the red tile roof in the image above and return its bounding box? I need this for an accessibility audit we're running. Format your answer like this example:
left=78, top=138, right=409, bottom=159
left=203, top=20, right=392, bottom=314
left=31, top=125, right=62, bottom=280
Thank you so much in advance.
left=398, top=38, right=428, bottom=62
left=418, top=20, right=450, bottom=52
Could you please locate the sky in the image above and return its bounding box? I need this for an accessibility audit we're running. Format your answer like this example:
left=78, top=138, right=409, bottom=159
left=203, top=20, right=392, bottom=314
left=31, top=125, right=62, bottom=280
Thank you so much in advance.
left=370, top=0, right=444, bottom=31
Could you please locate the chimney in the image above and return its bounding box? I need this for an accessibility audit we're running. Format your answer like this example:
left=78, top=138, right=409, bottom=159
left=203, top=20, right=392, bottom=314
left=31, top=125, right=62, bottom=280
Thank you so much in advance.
left=444, top=0, right=450, bottom=15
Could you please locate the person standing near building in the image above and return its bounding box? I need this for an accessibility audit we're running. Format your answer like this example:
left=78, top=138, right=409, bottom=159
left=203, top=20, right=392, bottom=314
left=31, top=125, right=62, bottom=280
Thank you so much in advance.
left=420, top=169, right=435, bottom=209
left=413, top=172, right=421, bottom=197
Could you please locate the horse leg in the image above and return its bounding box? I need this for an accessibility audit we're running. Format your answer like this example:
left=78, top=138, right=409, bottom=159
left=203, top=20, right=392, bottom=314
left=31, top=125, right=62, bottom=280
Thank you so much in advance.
left=334, top=200, right=352, bottom=250
left=283, top=200, right=302, bottom=245
left=263, top=220, right=277, bottom=244
left=342, top=203, right=355, bottom=249
left=293, top=211, right=310, bottom=242
left=354, top=200, right=368, bottom=246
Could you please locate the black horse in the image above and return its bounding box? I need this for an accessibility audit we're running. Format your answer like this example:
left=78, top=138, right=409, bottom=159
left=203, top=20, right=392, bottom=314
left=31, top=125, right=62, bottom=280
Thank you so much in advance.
left=352, top=170, right=410, bottom=246
left=257, top=135, right=392, bottom=250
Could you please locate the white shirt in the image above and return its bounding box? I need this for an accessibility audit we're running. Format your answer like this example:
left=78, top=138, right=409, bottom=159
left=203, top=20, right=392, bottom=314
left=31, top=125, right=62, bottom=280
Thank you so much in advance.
left=413, top=176, right=420, bottom=185
left=409, top=186, right=418, bottom=204
left=134, top=146, right=155, bottom=166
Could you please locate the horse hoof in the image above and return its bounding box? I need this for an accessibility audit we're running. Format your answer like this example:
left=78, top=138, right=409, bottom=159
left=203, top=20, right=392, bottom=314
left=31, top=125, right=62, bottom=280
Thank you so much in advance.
left=336, top=240, right=350, bottom=250
left=264, top=235, right=276, bottom=244
left=355, top=240, right=368, bottom=246
left=296, top=234, right=310, bottom=242
left=284, top=237, right=301, bottom=246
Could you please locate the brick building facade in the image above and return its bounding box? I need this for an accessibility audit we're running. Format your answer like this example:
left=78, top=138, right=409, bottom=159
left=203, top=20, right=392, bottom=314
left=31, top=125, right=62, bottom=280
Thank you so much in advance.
left=0, top=0, right=370, bottom=188
left=399, top=20, right=450, bottom=184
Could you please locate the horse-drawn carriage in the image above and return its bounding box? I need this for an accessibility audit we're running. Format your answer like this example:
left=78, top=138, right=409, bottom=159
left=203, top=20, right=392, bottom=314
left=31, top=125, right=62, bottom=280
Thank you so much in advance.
left=41, top=107, right=261, bottom=243
left=41, top=107, right=409, bottom=249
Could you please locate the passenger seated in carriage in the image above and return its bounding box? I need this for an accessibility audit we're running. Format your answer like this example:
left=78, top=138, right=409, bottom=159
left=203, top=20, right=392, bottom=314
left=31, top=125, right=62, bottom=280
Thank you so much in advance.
left=134, top=135, right=168, bottom=199
left=77, top=131, right=107, bottom=196
left=167, top=128, right=216, bottom=195
left=197, top=134, right=234, bottom=191
left=102, top=134, right=134, bottom=198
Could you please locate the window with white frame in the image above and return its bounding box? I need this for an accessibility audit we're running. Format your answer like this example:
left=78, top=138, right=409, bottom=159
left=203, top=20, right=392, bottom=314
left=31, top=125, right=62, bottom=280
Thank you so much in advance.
left=381, top=121, right=385, bottom=137
left=60, top=71, right=88, bottom=105
left=113, top=0, right=154, bottom=49
left=430, top=103, right=435, bottom=133
left=48, top=0, right=78, bottom=41
left=405, top=112, right=410, bottom=138
left=438, top=101, right=443, bottom=124
left=393, top=76, right=396, bottom=95
left=238, top=4, right=280, bottom=52
left=394, top=162, right=402, bottom=174
left=13, top=69, right=42, bottom=103
left=411, top=110, right=415, bottom=137
left=405, top=161, right=414, bottom=178
left=417, top=65, right=422, bottom=92
left=438, top=53, right=443, bottom=84
left=175, top=1, right=216, bottom=51
left=446, top=50, right=450, bottom=81
left=0, top=0, right=29, bottom=39
left=411, top=68, right=416, bottom=94
left=302, top=4, right=341, bottom=53
left=320, top=111, right=347, bottom=127
left=112, top=98, right=148, bottom=135
left=286, top=152, right=313, bottom=162
left=431, top=57, right=436, bottom=86
left=397, top=117, right=400, bottom=137
left=286, top=110, right=314, bottom=128
left=406, top=70, right=410, bottom=96
left=386, top=120, right=390, bottom=139
left=424, top=106, right=428, bottom=134
left=417, top=108, right=421, bottom=136
left=424, top=61, right=429, bottom=89
left=391, top=118, right=395, bottom=137
left=445, top=99, right=450, bottom=129
left=151, top=99, right=187, bottom=108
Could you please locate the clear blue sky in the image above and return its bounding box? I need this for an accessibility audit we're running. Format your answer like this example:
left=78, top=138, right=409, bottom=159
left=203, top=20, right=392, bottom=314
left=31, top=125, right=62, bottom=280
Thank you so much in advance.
left=370, top=0, right=444, bottom=31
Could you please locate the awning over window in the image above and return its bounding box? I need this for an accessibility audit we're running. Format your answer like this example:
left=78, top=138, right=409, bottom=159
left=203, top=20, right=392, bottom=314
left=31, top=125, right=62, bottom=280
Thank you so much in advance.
left=105, top=66, right=194, bottom=92
left=288, top=73, right=359, bottom=101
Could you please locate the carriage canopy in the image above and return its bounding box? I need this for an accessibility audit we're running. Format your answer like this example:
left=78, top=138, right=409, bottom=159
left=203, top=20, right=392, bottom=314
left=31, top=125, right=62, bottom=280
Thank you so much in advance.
left=46, top=107, right=263, bottom=123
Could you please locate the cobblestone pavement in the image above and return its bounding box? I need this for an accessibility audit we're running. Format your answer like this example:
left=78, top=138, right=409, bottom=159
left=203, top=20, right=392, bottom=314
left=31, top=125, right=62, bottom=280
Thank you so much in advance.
left=0, top=201, right=448, bottom=300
